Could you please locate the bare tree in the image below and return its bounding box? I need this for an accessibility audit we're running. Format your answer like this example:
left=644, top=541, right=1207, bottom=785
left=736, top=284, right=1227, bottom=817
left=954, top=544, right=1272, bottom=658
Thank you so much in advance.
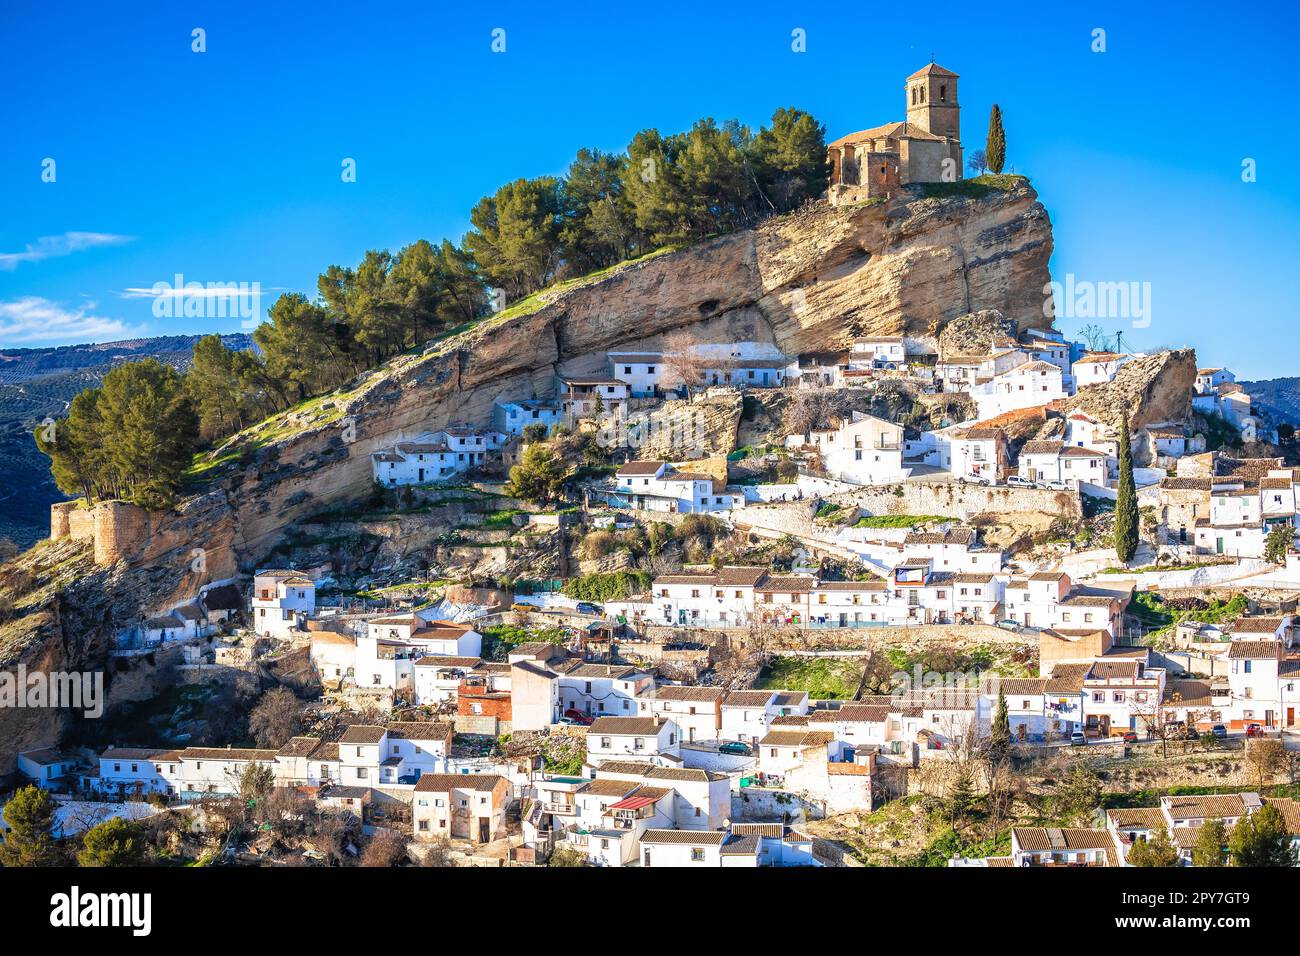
left=662, top=329, right=709, bottom=398
left=1132, top=692, right=1179, bottom=759
left=784, top=391, right=828, bottom=440
left=1078, top=324, right=1116, bottom=353
left=418, top=837, right=457, bottom=867
left=248, top=686, right=305, bottom=748
left=360, top=830, right=410, bottom=867
left=1244, top=738, right=1290, bottom=791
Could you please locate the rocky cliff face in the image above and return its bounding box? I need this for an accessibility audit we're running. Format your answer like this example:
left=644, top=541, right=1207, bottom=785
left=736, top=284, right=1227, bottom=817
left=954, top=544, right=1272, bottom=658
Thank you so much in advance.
left=3, top=180, right=1054, bottom=765
left=182, top=178, right=1054, bottom=577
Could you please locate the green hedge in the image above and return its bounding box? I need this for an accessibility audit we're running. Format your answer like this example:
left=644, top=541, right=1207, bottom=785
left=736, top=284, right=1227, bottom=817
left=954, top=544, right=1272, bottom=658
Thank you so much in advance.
left=561, top=570, right=652, bottom=602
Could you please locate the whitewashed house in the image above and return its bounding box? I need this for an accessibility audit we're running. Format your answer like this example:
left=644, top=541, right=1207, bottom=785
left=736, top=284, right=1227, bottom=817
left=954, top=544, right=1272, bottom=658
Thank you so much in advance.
left=251, top=569, right=315, bottom=639
left=608, top=351, right=668, bottom=397
left=17, top=749, right=83, bottom=790
left=691, top=343, right=789, bottom=388
left=556, top=663, right=652, bottom=719
left=1073, top=352, right=1130, bottom=388
left=1024, top=332, right=1073, bottom=375
left=412, top=655, right=485, bottom=704
left=1017, top=440, right=1107, bottom=487
left=1147, top=423, right=1188, bottom=460
left=557, top=376, right=631, bottom=421
left=493, top=398, right=562, bottom=436
left=586, top=716, right=681, bottom=766
left=353, top=615, right=483, bottom=696
left=611, top=460, right=738, bottom=513
left=788, top=412, right=908, bottom=485
left=1195, top=368, right=1236, bottom=395
left=808, top=580, right=893, bottom=627
left=849, top=336, right=906, bottom=368
left=593, top=761, right=732, bottom=830
left=1002, top=572, right=1124, bottom=637
left=716, top=690, right=811, bottom=744
left=370, top=428, right=505, bottom=486
left=971, top=361, right=1066, bottom=420
left=1194, top=480, right=1266, bottom=558
left=1080, top=660, right=1167, bottom=739
left=636, top=685, right=725, bottom=744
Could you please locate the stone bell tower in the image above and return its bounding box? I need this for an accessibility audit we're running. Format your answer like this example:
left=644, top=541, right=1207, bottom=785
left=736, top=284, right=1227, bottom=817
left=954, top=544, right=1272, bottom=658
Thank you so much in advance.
left=905, top=62, right=960, bottom=140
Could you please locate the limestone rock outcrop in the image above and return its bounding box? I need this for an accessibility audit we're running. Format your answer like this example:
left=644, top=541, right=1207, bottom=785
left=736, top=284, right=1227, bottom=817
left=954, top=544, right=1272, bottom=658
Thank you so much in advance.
left=937, top=308, right=1020, bottom=359
left=1063, top=348, right=1198, bottom=429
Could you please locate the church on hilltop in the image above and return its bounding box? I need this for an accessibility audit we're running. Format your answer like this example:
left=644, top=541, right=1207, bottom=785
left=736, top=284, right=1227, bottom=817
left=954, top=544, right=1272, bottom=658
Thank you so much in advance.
left=827, top=62, right=964, bottom=204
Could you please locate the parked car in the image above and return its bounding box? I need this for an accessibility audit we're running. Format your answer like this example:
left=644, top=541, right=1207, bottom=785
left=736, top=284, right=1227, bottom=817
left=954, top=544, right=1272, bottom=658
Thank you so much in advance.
left=1121, top=730, right=1141, bottom=744
left=556, top=716, right=583, bottom=726
left=1040, top=479, right=1068, bottom=490
left=575, top=602, right=604, bottom=616
left=1070, top=732, right=1087, bottom=746
left=1211, top=724, right=1228, bottom=739
left=1181, top=726, right=1201, bottom=740
left=1246, top=723, right=1265, bottom=738
left=510, top=602, right=534, bottom=612
left=718, top=742, right=752, bottom=756
left=959, top=473, right=992, bottom=486
left=995, top=619, right=1021, bottom=631
left=562, top=709, right=594, bottom=726
left=1006, top=475, right=1036, bottom=488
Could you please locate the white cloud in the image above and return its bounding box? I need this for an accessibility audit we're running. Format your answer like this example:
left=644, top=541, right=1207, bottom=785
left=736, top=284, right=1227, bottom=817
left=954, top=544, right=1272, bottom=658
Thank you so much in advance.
left=121, top=285, right=251, bottom=300
left=0, top=232, right=134, bottom=271
left=0, top=297, right=134, bottom=345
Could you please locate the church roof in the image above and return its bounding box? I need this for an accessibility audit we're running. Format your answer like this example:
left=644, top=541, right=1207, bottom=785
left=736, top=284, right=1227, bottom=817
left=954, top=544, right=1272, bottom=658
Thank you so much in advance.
left=908, top=62, right=959, bottom=80
left=828, top=121, right=948, bottom=150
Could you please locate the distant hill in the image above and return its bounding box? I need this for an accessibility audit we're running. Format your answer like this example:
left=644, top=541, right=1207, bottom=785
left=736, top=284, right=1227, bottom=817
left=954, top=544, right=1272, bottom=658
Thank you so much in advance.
left=0, top=333, right=256, bottom=548
left=1238, top=378, right=1300, bottom=427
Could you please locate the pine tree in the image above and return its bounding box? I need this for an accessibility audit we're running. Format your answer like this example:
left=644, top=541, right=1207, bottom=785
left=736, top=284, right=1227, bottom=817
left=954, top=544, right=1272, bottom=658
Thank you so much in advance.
left=507, top=444, right=567, bottom=504
left=1193, top=818, right=1227, bottom=867
left=77, top=817, right=149, bottom=867
left=0, top=785, right=64, bottom=866
left=1229, top=804, right=1295, bottom=866
left=1114, top=409, right=1139, bottom=564
left=947, top=766, right=977, bottom=822
left=986, top=105, right=1006, bottom=175
left=1128, top=827, right=1181, bottom=867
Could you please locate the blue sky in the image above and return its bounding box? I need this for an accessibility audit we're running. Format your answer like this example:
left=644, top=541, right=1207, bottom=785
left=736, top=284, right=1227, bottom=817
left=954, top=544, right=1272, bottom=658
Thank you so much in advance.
left=2, top=1, right=1298, bottom=377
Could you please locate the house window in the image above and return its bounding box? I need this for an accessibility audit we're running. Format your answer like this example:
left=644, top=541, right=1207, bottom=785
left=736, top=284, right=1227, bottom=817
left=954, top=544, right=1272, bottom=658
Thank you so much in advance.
left=690, top=848, right=705, bottom=862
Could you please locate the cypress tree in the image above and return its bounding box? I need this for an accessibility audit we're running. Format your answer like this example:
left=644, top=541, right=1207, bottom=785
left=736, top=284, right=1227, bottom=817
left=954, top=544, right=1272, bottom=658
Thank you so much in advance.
left=989, top=689, right=1011, bottom=764
left=986, top=105, right=1006, bottom=175
left=1114, top=410, right=1139, bottom=564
